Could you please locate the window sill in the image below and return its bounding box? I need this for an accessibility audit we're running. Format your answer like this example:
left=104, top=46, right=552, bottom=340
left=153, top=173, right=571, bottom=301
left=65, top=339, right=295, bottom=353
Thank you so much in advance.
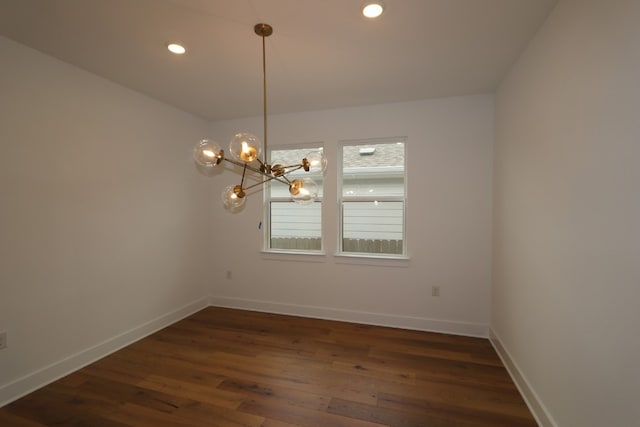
left=334, top=253, right=410, bottom=267
left=261, top=250, right=327, bottom=263
left=260, top=250, right=410, bottom=267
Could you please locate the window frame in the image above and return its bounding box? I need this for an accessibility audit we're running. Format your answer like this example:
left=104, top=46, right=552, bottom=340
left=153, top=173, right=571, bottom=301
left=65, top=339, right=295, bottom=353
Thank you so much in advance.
left=338, top=137, right=408, bottom=259
left=263, top=142, right=325, bottom=255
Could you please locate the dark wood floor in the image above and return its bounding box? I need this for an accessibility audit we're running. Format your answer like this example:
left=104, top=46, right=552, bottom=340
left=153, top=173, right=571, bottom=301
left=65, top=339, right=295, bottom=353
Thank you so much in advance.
left=0, top=307, right=537, bottom=427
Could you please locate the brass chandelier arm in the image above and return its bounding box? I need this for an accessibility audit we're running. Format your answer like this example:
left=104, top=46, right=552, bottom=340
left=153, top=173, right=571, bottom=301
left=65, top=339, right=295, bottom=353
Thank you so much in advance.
left=239, top=163, right=248, bottom=189
left=221, top=156, right=302, bottom=190
left=279, top=164, right=306, bottom=170
left=242, top=174, right=289, bottom=192
left=222, top=156, right=263, bottom=174
left=255, top=157, right=266, bottom=168
left=222, top=157, right=273, bottom=178
left=222, top=154, right=307, bottom=179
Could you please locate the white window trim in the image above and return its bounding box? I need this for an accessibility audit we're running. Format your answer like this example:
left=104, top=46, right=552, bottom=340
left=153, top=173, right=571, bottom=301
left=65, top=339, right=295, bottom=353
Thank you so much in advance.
left=337, top=137, right=408, bottom=259
left=263, top=142, right=325, bottom=254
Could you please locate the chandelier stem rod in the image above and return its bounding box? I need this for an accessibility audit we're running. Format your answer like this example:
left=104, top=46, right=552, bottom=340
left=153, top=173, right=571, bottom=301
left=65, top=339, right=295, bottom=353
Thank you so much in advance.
left=261, top=31, right=268, bottom=165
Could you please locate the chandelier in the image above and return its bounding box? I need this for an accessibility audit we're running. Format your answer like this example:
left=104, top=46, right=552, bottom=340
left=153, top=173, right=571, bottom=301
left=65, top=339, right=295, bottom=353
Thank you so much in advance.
left=193, top=23, right=327, bottom=209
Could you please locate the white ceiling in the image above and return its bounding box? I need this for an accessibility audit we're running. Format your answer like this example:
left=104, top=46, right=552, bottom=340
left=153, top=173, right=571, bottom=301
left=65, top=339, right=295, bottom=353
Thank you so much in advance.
left=0, top=0, right=557, bottom=121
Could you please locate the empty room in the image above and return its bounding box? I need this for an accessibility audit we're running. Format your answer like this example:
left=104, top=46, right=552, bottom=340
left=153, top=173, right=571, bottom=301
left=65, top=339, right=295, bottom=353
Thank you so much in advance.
left=0, top=1, right=638, bottom=426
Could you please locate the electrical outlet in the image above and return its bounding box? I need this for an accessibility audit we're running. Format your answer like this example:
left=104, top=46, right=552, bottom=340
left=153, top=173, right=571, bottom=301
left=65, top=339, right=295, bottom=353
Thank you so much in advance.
left=226, top=270, right=232, bottom=280
left=432, top=286, right=440, bottom=297
left=0, top=331, right=7, bottom=350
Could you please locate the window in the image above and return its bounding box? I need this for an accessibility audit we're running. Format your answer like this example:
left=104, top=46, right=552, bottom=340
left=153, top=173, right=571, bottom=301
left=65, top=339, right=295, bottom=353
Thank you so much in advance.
left=339, top=139, right=406, bottom=256
left=265, top=145, right=324, bottom=252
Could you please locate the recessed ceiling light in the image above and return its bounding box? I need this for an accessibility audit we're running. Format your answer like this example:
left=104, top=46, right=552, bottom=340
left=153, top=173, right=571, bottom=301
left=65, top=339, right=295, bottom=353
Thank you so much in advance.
left=362, top=2, right=384, bottom=18
left=167, top=43, right=186, bottom=55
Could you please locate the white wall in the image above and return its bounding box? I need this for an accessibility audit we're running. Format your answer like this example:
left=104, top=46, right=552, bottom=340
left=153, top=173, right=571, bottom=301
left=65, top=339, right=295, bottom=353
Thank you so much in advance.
left=207, top=95, right=494, bottom=336
left=492, top=0, right=640, bottom=426
left=0, top=36, right=212, bottom=405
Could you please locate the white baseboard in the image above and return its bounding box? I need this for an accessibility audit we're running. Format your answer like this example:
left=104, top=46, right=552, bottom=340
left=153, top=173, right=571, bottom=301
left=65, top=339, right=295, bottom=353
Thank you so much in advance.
left=0, top=297, right=209, bottom=408
left=489, top=328, right=557, bottom=427
left=209, top=296, right=489, bottom=338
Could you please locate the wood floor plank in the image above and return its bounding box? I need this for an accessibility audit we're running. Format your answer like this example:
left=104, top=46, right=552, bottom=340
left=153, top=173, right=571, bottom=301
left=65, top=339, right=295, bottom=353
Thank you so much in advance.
left=100, top=402, right=204, bottom=427
left=368, top=348, right=515, bottom=390
left=329, top=397, right=453, bottom=427
left=0, top=307, right=537, bottom=426
left=260, top=419, right=299, bottom=427
left=136, top=374, right=244, bottom=409
left=217, top=377, right=331, bottom=412
left=170, top=401, right=266, bottom=427
left=239, top=395, right=388, bottom=427
left=330, top=359, right=418, bottom=386
left=376, top=392, right=537, bottom=427
left=212, top=351, right=380, bottom=405
left=4, top=387, right=130, bottom=427
left=0, top=410, right=49, bottom=427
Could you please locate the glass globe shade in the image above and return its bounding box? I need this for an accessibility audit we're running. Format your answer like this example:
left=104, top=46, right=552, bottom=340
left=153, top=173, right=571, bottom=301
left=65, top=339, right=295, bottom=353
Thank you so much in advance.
left=229, top=132, right=261, bottom=163
left=289, top=177, right=318, bottom=205
left=305, top=150, right=328, bottom=174
left=193, top=139, right=222, bottom=167
left=222, top=185, right=246, bottom=209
